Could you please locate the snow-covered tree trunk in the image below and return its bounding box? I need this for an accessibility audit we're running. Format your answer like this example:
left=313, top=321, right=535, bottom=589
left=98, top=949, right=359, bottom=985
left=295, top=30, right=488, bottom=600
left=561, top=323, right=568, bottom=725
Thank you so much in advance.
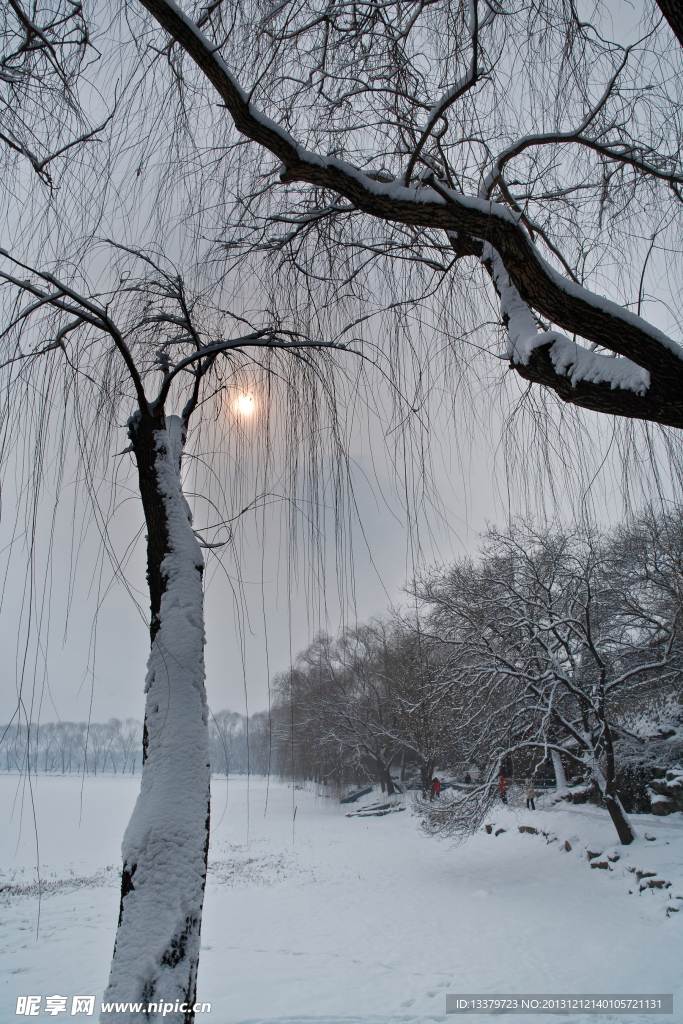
left=602, top=790, right=636, bottom=846
left=599, top=727, right=637, bottom=847
left=582, top=740, right=637, bottom=847
left=551, top=750, right=566, bottom=791
left=102, top=414, right=210, bottom=1024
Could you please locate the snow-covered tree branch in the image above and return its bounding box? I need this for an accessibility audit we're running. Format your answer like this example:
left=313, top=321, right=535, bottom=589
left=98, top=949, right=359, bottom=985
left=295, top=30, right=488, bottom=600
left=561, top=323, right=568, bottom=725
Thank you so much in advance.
left=136, top=0, right=683, bottom=429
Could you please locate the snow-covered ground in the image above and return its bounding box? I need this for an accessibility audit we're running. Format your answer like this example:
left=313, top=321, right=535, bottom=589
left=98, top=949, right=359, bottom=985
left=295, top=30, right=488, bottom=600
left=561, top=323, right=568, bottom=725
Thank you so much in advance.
left=1, top=774, right=682, bottom=1023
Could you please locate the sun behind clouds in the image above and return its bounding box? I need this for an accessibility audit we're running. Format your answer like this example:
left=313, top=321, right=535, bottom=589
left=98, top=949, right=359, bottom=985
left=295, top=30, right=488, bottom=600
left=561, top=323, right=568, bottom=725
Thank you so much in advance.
left=236, top=395, right=255, bottom=416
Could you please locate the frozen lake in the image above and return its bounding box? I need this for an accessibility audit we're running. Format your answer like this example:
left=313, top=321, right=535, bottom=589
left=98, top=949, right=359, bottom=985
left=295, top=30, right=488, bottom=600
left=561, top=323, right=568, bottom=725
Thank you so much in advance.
left=1, top=774, right=682, bottom=1023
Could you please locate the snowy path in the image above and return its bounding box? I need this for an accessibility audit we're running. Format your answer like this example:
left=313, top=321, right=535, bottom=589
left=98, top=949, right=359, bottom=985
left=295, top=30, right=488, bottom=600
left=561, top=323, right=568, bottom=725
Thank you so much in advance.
left=1, top=775, right=681, bottom=1023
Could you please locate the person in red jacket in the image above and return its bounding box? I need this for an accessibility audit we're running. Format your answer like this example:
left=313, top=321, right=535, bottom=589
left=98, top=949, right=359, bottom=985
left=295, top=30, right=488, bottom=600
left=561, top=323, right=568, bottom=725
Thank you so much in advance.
left=428, top=777, right=442, bottom=800
left=499, top=775, right=508, bottom=804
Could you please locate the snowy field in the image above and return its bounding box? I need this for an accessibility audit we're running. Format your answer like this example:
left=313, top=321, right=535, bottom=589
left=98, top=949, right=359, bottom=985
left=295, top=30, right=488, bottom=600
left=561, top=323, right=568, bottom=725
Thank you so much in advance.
left=1, top=774, right=682, bottom=1024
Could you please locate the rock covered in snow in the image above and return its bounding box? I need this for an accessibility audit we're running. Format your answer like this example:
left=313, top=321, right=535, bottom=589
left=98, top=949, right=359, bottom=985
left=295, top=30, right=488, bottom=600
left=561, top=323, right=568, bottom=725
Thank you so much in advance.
left=648, top=766, right=683, bottom=815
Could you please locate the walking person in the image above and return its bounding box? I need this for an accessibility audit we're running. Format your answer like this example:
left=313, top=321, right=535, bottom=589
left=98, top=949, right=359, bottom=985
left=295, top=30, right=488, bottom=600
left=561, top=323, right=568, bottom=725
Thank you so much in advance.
left=499, top=775, right=508, bottom=804
left=525, top=777, right=536, bottom=811
left=431, top=776, right=442, bottom=799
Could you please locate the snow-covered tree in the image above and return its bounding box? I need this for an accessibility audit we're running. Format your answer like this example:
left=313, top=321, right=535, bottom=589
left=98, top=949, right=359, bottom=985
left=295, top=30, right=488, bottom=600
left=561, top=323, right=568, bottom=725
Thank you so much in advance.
left=0, top=245, right=352, bottom=1021
left=415, top=517, right=683, bottom=844
left=273, top=616, right=459, bottom=791
left=371, top=616, right=456, bottom=792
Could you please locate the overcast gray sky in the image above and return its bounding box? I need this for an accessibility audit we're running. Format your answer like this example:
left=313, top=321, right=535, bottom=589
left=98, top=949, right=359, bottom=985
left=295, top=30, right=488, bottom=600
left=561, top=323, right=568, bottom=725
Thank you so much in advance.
left=2, top=369, right=644, bottom=732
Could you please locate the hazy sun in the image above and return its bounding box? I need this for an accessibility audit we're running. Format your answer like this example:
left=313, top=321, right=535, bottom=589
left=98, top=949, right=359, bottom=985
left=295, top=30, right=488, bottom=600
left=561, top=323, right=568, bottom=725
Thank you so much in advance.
left=236, top=395, right=255, bottom=415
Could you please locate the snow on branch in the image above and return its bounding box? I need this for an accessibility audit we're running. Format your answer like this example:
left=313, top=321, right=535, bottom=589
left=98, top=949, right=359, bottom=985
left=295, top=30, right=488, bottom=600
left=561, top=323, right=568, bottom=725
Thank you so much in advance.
left=484, top=245, right=650, bottom=397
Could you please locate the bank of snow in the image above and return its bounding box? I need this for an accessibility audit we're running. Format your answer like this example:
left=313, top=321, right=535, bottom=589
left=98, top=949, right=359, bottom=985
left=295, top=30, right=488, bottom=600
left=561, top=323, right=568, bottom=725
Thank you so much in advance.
left=1, top=775, right=681, bottom=1023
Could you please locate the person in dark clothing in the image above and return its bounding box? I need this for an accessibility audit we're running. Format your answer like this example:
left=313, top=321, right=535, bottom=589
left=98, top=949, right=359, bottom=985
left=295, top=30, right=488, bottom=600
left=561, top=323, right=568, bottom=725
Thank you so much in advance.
left=499, top=775, right=508, bottom=804
left=464, top=772, right=472, bottom=784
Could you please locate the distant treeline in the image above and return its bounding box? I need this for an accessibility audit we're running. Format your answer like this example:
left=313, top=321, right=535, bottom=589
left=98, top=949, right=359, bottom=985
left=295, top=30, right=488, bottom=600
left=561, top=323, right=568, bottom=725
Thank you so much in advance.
left=1, top=719, right=144, bottom=775
left=0, top=713, right=276, bottom=776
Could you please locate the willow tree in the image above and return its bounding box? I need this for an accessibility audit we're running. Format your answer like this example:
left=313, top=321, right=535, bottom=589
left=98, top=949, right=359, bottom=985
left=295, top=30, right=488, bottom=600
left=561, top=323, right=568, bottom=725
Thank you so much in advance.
left=0, top=245, right=352, bottom=1020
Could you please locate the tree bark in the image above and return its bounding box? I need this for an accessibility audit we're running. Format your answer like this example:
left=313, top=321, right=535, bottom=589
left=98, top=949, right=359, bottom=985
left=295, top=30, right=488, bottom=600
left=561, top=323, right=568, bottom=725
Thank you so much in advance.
left=603, top=792, right=636, bottom=846
left=551, top=749, right=566, bottom=790
left=375, top=760, right=396, bottom=795
left=103, top=415, right=211, bottom=1024
left=600, top=722, right=637, bottom=846
left=420, top=760, right=436, bottom=795
left=584, top=747, right=636, bottom=846
left=513, top=342, right=683, bottom=429
left=656, top=0, right=683, bottom=48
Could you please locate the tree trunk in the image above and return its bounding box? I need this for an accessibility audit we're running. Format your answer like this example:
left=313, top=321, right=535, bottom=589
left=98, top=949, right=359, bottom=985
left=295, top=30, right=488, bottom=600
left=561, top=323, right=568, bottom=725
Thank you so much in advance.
left=103, top=415, right=210, bottom=1024
left=551, top=750, right=566, bottom=790
left=378, top=760, right=396, bottom=795
left=601, top=722, right=637, bottom=846
left=584, top=732, right=636, bottom=847
left=420, top=758, right=436, bottom=795
left=375, top=759, right=395, bottom=795
left=603, top=792, right=636, bottom=846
